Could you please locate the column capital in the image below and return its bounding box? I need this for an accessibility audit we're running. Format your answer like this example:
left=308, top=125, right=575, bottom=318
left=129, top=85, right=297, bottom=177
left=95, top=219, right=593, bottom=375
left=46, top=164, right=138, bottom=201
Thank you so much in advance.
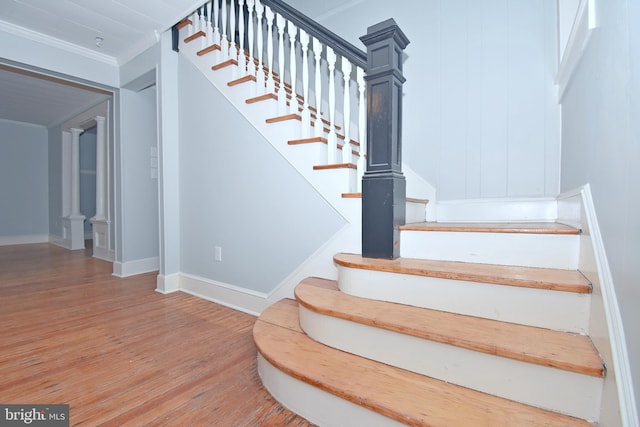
left=95, top=115, right=106, bottom=124
left=70, top=127, right=84, bottom=136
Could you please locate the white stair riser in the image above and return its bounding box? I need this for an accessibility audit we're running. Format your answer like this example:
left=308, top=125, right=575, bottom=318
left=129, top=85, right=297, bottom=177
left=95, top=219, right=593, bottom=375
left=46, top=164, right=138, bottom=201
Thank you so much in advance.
left=337, top=266, right=591, bottom=333
left=299, top=306, right=603, bottom=421
left=400, top=231, right=580, bottom=269
left=257, top=354, right=405, bottom=427
left=406, top=201, right=427, bottom=223
left=435, top=198, right=558, bottom=223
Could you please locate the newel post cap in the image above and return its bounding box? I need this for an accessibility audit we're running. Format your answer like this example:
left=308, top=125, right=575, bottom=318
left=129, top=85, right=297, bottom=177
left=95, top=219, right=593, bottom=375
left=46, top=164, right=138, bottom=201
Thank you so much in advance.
left=359, top=18, right=410, bottom=50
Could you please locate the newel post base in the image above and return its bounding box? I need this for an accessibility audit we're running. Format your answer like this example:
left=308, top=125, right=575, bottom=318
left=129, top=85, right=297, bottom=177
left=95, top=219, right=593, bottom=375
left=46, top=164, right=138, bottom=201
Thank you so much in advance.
left=360, top=19, right=410, bottom=259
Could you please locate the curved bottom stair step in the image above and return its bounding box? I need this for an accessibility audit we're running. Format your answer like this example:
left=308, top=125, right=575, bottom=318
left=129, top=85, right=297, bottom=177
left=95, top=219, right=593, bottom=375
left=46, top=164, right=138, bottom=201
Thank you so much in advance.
left=294, top=278, right=604, bottom=420
left=253, top=299, right=595, bottom=427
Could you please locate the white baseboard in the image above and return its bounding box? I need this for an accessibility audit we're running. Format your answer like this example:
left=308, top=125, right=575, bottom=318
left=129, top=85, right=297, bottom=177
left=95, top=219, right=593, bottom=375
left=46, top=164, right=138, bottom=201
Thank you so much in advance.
left=0, top=234, right=49, bottom=246
left=156, top=273, right=180, bottom=294
left=180, top=273, right=266, bottom=317
left=93, top=248, right=114, bottom=262
left=560, top=185, right=638, bottom=426
left=112, top=256, right=159, bottom=277
left=435, top=197, right=558, bottom=223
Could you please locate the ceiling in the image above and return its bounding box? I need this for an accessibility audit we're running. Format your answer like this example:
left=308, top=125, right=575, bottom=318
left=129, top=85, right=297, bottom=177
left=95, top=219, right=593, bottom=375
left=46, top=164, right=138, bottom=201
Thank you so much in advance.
left=0, top=0, right=205, bottom=127
left=0, top=0, right=351, bottom=128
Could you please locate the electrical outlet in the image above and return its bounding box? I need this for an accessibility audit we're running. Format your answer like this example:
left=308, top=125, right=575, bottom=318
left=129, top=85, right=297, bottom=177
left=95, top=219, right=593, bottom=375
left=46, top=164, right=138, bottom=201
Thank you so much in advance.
left=214, top=246, right=222, bottom=262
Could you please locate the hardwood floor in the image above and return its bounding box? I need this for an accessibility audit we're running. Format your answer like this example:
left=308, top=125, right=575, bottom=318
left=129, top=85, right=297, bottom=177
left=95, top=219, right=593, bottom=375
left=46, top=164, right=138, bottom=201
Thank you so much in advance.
left=0, top=243, right=314, bottom=426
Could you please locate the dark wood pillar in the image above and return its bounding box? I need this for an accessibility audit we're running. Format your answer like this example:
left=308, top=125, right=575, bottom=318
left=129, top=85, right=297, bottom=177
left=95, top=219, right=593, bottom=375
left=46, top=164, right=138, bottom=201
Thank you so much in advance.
left=360, top=19, right=410, bottom=259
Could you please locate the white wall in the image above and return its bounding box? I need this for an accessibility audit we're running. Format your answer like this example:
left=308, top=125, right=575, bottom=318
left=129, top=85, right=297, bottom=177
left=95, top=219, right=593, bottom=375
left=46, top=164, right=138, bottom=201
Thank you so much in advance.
left=117, top=86, right=159, bottom=265
left=115, top=44, right=162, bottom=271
left=560, top=0, right=640, bottom=413
left=289, top=0, right=561, bottom=200
left=178, top=56, right=346, bottom=294
left=0, top=120, right=49, bottom=243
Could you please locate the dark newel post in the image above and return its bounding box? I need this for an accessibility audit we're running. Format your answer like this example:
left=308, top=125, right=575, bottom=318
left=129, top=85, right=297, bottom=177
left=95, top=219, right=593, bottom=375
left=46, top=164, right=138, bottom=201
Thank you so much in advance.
left=360, top=19, right=409, bottom=259
left=172, top=25, right=179, bottom=52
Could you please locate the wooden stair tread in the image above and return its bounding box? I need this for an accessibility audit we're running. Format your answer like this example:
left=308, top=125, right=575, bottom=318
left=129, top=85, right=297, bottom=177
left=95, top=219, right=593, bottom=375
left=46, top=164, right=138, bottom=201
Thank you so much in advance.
left=254, top=299, right=594, bottom=427
left=340, top=193, right=430, bottom=204
left=295, top=278, right=604, bottom=377
left=333, top=253, right=591, bottom=293
left=401, top=221, right=581, bottom=235
left=313, top=163, right=356, bottom=170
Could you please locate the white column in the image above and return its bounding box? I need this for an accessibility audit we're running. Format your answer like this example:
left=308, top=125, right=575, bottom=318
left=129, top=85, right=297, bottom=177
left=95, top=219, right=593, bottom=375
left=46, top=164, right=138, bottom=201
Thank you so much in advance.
left=61, top=127, right=86, bottom=250
left=70, top=128, right=83, bottom=218
left=94, top=116, right=107, bottom=220
left=61, top=131, right=72, bottom=217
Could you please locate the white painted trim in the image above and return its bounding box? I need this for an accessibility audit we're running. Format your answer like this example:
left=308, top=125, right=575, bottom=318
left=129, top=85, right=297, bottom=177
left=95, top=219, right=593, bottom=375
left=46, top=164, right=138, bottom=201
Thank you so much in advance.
left=556, top=0, right=598, bottom=102
left=49, top=234, right=71, bottom=249
left=0, top=19, right=118, bottom=67
left=434, top=197, right=558, bottom=223
left=257, top=354, right=404, bottom=427
left=112, top=256, right=159, bottom=277
left=92, top=248, right=114, bottom=263
left=402, top=162, right=437, bottom=221
left=266, top=223, right=358, bottom=301
left=561, top=185, right=638, bottom=426
left=155, top=273, right=180, bottom=294
left=180, top=273, right=266, bottom=317
left=0, top=234, right=49, bottom=246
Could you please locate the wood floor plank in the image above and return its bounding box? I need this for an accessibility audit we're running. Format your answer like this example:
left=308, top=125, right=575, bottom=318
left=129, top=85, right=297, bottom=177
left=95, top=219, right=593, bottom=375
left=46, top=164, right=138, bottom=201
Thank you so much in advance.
left=254, top=300, right=595, bottom=427
left=0, top=243, right=314, bottom=426
left=296, top=278, right=604, bottom=377
left=333, top=253, right=592, bottom=293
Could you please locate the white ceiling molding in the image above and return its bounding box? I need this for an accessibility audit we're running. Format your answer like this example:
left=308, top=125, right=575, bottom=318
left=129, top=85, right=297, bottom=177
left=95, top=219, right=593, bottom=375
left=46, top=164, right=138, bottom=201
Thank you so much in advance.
left=556, top=0, right=599, bottom=102
left=0, top=19, right=119, bottom=67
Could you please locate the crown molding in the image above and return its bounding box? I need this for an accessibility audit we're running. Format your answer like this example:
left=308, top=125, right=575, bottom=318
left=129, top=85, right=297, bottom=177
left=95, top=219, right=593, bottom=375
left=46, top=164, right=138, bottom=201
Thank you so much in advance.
left=0, top=19, right=119, bottom=67
left=117, top=31, right=161, bottom=66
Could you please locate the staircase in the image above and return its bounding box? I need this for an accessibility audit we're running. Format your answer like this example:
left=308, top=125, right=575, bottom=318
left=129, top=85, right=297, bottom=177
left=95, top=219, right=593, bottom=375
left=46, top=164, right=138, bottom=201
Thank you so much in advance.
left=254, top=221, right=605, bottom=426
left=173, top=2, right=608, bottom=425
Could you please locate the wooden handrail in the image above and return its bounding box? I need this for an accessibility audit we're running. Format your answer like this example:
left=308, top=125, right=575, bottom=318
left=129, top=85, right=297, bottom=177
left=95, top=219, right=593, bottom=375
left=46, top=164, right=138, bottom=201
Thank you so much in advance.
left=261, top=0, right=367, bottom=70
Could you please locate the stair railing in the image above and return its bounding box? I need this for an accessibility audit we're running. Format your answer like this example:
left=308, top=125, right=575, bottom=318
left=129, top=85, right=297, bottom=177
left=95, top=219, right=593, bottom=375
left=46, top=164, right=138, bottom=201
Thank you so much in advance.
left=174, top=1, right=409, bottom=258
left=174, top=0, right=369, bottom=191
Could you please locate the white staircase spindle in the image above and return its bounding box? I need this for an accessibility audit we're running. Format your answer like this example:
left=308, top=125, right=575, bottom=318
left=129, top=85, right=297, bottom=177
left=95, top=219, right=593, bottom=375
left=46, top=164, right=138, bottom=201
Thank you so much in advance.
left=188, top=11, right=196, bottom=37
left=237, top=0, right=247, bottom=71
left=288, top=22, right=298, bottom=114
left=313, top=38, right=323, bottom=138
left=255, top=1, right=265, bottom=91
left=341, top=59, right=353, bottom=163
left=212, top=0, right=220, bottom=47
left=229, top=0, right=237, bottom=60
left=199, top=7, right=207, bottom=49
left=265, top=7, right=275, bottom=93
left=220, top=0, right=229, bottom=59
left=327, top=46, right=337, bottom=164
left=299, top=29, right=311, bottom=138
left=357, top=66, right=366, bottom=192
left=206, top=2, right=213, bottom=46
left=276, top=14, right=287, bottom=114
left=246, top=0, right=256, bottom=75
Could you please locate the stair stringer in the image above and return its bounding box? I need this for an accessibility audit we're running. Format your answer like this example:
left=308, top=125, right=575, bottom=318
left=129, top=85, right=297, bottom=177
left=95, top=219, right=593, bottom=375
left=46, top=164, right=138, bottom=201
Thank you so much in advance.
left=558, top=185, right=638, bottom=427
